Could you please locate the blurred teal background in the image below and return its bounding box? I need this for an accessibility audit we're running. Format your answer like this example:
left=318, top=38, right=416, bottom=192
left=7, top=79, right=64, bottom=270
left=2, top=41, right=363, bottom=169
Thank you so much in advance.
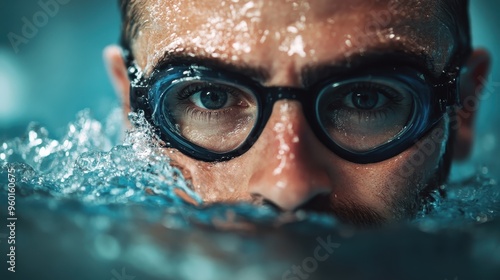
left=0, top=0, right=499, bottom=173
left=0, top=0, right=120, bottom=138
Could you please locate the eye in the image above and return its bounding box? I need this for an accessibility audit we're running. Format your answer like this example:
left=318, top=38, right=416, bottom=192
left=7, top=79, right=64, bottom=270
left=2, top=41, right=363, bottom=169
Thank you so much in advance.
left=169, top=81, right=255, bottom=115
left=159, top=80, right=259, bottom=152
left=317, top=78, right=414, bottom=152
left=347, top=89, right=385, bottom=110
left=188, top=85, right=230, bottom=110
left=339, top=83, right=398, bottom=111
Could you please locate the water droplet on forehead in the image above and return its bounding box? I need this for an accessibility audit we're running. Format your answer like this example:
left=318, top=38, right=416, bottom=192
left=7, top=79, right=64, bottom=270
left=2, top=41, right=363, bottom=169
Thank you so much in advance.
left=287, top=26, right=299, bottom=33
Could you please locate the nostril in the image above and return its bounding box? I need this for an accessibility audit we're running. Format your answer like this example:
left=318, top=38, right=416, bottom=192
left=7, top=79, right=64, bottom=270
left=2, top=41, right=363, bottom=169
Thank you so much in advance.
left=251, top=191, right=334, bottom=213
left=251, top=193, right=284, bottom=212
left=250, top=193, right=265, bottom=205
left=262, top=199, right=284, bottom=212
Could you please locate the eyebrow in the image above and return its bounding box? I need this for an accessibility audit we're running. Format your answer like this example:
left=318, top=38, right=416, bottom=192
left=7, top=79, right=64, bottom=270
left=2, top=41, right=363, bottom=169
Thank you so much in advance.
left=153, top=53, right=271, bottom=83
left=302, top=48, right=435, bottom=87
left=150, top=42, right=437, bottom=87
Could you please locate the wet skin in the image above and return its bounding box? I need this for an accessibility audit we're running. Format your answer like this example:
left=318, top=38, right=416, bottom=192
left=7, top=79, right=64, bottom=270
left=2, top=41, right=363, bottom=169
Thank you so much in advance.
left=106, top=0, right=491, bottom=226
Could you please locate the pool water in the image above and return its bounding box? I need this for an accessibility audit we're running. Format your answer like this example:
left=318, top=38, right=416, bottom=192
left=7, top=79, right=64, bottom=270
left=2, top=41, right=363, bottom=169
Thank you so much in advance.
left=1, top=109, right=499, bottom=280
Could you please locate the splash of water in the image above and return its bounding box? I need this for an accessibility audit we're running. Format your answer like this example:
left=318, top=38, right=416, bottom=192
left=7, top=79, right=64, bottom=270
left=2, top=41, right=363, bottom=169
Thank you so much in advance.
left=1, top=109, right=197, bottom=207
left=415, top=172, right=500, bottom=230
left=0, top=109, right=323, bottom=230
left=1, top=108, right=499, bottom=279
left=1, top=108, right=499, bottom=227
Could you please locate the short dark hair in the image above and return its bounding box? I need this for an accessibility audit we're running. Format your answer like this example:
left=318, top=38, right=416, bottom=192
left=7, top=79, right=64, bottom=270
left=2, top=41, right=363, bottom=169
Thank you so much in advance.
left=119, top=0, right=141, bottom=49
left=118, top=0, right=471, bottom=60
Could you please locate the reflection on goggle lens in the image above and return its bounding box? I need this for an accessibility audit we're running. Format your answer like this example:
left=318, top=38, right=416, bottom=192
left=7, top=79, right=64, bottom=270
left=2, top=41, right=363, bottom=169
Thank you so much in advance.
left=162, top=81, right=258, bottom=152
left=158, top=76, right=415, bottom=153
left=317, top=78, right=414, bottom=152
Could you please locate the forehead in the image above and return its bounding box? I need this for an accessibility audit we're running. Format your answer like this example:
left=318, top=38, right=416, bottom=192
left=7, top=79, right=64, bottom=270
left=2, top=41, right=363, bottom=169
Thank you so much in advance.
left=131, top=0, right=454, bottom=79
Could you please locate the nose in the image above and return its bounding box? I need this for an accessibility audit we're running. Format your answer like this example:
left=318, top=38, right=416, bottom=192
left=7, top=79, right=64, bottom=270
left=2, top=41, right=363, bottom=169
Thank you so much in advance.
left=248, top=100, right=333, bottom=211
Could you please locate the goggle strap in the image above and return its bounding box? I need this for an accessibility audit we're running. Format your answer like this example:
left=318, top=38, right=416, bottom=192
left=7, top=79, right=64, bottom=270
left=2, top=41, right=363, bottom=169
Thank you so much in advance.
left=129, top=86, right=149, bottom=114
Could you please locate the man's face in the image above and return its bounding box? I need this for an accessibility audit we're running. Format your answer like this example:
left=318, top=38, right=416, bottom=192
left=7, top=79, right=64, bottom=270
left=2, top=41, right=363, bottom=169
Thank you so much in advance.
left=126, top=0, right=457, bottom=225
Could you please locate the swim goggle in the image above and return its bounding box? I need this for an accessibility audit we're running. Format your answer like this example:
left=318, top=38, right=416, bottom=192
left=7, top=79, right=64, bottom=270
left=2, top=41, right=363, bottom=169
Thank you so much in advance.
left=124, top=49, right=467, bottom=164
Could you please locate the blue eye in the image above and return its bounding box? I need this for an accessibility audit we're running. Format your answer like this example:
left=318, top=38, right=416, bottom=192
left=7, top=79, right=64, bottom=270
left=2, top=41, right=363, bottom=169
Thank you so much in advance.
left=190, top=87, right=229, bottom=110
left=158, top=79, right=259, bottom=152
left=352, top=91, right=379, bottom=110
left=316, top=78, right=415, bottom=151
left=338, top=82, right=402, bottom=111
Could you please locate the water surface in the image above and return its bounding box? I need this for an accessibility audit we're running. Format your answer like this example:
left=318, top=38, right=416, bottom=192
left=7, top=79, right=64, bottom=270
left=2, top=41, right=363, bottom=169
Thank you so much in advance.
left=1, top=109, right=499, bottom=280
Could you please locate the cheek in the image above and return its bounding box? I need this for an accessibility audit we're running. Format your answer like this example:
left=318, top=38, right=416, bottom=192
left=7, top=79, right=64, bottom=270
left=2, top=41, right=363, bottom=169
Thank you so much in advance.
left=330, top=122, right=448, bottom=214
left=391, top=121, right=449, bottom=187
left=166, top=148, right=254, bottom=202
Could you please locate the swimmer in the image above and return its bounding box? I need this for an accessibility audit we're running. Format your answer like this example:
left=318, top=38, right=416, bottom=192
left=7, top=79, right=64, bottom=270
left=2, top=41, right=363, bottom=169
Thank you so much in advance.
left=104, top=0, right=491, bottom=226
